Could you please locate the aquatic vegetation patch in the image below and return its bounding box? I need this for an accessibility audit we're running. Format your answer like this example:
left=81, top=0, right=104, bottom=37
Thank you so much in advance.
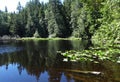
left=61, top=47, right=120, bottom=63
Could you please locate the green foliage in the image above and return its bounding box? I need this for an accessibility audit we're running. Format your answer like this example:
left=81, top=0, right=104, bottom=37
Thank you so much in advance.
left=0, top=0, right=119, bottom=48
left=0, top=10, right=10, bottom=36
left=92, top=0, right=120, bottom=46
left=70, top=0, right=102, bottom=39
left=33, top=29, right=40, bottom=38
left=46, top=0, right=71, bottom=38
left=61, top=47, right=120, bottom=62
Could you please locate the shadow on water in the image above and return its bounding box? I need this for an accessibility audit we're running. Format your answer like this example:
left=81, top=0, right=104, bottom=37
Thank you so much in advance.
left=0, top=40, right=120, bottom=82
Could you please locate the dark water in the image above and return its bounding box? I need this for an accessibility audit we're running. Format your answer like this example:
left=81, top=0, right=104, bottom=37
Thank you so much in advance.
left=0, top=40, right=120, bottom=82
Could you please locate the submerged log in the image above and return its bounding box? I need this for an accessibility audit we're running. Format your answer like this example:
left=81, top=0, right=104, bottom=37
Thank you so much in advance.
left=55, top=68, right=103, bottom=76
left=66, top=72, right=104, bottom=82
left=65, top=69, right=102, bottom=76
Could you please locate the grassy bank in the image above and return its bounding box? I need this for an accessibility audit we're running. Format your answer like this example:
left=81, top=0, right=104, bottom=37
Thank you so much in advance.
left=17, top=37, right=81, bottom=41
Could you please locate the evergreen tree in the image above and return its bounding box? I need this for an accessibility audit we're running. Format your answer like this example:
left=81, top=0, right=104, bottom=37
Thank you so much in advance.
left=62, top=0, right=73, bottom=37
left=71, top=0, right=102, bottom=39
left=45, top=3, right=56, bottom=37
left=25, top=1, right=37, bottom=37
left=0, top=0, right=119, bottom=43
left=9, top=12, right=17, bottom=36
left=25, top=0, right=48, bottom=37
left=46, top=0, right=70, bottom=38
left=17, top=1, right=23, bottom=13
left=15, top=2, right=26, bottom=37
left=71, top=0, right=82, bottom=37
left=0, top=7, right=10, bottom=36
left=38, top=3, right=48, bottom=38
left=25, top=8, right=35, bottom=37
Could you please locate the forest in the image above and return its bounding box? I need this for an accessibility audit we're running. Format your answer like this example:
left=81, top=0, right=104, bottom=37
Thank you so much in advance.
left=0, top=0, right=120, bottom=81
left=0, top=0, right=120, bottom=46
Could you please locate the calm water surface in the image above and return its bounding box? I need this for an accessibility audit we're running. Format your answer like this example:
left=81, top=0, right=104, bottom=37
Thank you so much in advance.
left=0, top=40, right=120, bottom=82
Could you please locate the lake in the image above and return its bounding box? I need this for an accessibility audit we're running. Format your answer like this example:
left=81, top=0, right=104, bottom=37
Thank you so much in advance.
left=0, top=40, right=120, bottom=82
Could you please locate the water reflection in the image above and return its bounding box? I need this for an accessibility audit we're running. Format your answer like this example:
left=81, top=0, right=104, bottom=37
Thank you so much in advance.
left=0, top=45, right=22, bottom=54
left=0, top=40, right=120, bottom=82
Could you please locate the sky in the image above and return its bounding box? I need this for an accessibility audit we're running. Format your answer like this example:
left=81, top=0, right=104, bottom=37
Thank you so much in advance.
left=0, top=0, right=49, bottom=12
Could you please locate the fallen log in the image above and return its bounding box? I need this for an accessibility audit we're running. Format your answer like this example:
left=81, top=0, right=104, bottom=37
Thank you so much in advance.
left=64, top=69, right=102, bottom=76
left=54, top=68, right=103, bottom=76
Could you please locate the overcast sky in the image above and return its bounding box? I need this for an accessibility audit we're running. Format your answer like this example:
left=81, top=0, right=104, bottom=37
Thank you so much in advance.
left=0, top=0, right=49, bottom=12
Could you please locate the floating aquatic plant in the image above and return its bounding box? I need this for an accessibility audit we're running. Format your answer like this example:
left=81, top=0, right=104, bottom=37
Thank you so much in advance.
left=61, top=47, right=120, bottom=63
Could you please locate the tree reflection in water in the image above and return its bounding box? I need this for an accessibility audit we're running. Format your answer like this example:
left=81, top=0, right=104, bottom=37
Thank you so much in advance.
left=0, top=40, right=120, bottom=82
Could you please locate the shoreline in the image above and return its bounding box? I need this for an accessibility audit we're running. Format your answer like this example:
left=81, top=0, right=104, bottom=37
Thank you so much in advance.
left=17, top=37, right=81, bottom=41
left=0, top=37, right=81, bottom=42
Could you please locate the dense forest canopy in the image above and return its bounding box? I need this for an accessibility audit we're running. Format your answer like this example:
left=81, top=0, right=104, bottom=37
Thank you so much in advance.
left=0, top=0, right=120, bottom=46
